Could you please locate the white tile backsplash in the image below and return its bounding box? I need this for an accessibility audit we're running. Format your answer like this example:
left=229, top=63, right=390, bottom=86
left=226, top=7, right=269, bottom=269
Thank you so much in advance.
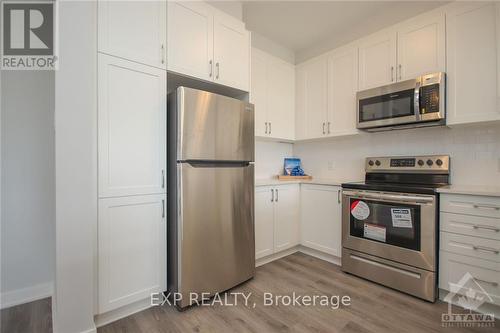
left=255, top=123, right=500, bottom=186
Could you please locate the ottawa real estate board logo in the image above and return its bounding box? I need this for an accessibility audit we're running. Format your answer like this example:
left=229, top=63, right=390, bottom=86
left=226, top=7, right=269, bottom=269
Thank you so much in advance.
left=1, top=1, right=57, bottom=70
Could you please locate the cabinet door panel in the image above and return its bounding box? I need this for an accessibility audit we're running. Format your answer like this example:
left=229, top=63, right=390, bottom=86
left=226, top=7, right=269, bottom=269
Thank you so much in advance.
left=358, top=30, right=397, bottom=90
left=446, top=2, right=500, bottom=125
left=267, top=59, right=295, bottom=140
left=214, top=13, right=250, bottom=91
left=255, top=187, right=274, bottom=259
left=98, top=194, right=166, bottom=313
left=167, top=1, right=213, bottom=81
left=274, top=185, right=300, bottom=252
left=251, top=48, right=268, bottom=137
left=98, top=1, right=166, bottom=68
left=397, top=13, right=445, bottom=80
left=327, top=46, right=359, bottom=136
left=301, top=185, right=342, bottom=257
left=98, top=54, right=166, bottom=198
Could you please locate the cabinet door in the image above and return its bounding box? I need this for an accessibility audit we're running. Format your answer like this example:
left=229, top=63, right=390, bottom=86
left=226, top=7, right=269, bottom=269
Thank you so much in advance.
left=358, top=30, right=397, bottom=90
left=267, top=58, right=295, bottom=140
left=98, top=1, right=166, bottom=69
left=213, top=12, right=250, bottom=91
left=255, top=187, right=275, bottom=259
left=98, top=54, right=166, bottom=198
left=446, top=2, right=500, bottom=125
left=301, top=185, right=342, bottom=257
left=251, top=48, right=268, bottom=137
left=274, top=185, right=300, bottom=252
left=296, top=57, right=328, bottom=139
left=98, top=194, right=166, bottom=313
left=167, top=1, right=213, bottom=81
left=327, top=46, right=359, bottom=136
left=397, top=12, right=445, bottom=80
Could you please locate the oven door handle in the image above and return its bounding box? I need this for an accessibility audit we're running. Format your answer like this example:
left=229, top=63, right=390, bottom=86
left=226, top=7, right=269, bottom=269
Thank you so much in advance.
left=346, top=192, right=434, bottom=204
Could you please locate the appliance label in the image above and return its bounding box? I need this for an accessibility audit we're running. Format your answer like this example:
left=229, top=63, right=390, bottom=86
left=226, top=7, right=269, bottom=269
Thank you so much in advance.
left=363, top=223, right=386, bottom=242
left=391, top=208, right=413, bottom=228
left=351, top=200, right=370, bottom=220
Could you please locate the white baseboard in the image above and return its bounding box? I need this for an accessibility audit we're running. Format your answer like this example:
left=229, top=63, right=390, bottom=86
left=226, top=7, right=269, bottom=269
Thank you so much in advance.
left=94, top=297, right=152, bottom=328
left=256, top=246, right=300, bottom=267
left=0, top=282, right=54, bottom=309
left=439, top=289, right=500, bottom=318
left=256, top=246, right=341, bottom=268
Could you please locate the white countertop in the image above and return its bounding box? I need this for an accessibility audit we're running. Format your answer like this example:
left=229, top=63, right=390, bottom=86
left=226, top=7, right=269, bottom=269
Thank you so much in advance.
left=437, top=185, right=500, bottom=197
left=255, top=178, right=349, bottom=187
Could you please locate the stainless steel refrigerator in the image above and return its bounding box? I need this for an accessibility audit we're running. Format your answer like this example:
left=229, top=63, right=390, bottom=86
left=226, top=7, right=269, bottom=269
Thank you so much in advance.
left=167, top=87, right=255, bottom=309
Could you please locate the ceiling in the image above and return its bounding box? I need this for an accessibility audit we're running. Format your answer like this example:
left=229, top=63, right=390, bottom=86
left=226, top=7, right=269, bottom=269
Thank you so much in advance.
left=242, top=1, right=448, bottom=63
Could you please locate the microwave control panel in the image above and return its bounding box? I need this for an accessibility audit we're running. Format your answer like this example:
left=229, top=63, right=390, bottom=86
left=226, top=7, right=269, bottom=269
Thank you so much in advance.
left=419, top=84, right=440, bottom=114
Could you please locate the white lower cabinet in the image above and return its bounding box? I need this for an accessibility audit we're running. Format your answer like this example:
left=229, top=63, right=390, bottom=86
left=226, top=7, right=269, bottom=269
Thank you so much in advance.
left=98, top=194, right=166, bottom=313
left=300, top=184, right=342, bottom=257
left=255, top=185, right=300, bottom=260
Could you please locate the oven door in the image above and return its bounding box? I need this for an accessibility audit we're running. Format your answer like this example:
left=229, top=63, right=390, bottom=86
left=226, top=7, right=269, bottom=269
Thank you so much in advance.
left=357, top=78, right=419, bottom=129
left=342, top=189, right=437, bottom=271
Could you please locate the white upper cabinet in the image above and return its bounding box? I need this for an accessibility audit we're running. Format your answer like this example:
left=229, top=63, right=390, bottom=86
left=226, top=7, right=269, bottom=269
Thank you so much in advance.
left=446, top=2, right=500, bottom=125
left=251, top=48, right=295, bottom=140
left=167, top=1, right=250, bottom=91
left=397, top=12, right=445, bottom=81
left=213, top=13, right=250, bottom=91
left=274, top=185, right=300, bottom=252
left=295, top=55, right=328, bottom=140
left=98, top=1, right=166, bottom=69
left=255, top=187, right=275, bottom=260
left=167, top=1, right=213, bottom=81
left=98, top=54, right=166, bottom=198
left=358, top=29, right=397, bottom=90
left=327, top=45, right=359, bottom=136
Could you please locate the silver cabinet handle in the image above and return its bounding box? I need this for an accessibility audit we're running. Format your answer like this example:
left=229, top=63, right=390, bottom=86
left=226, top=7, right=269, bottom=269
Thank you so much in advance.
left=161, top=170, right=165, bottom=188
left=473, top=225, right=500, bottom=232
left=398, top=64, right=402, bottom=80
left=337, top=190, right=341, bottom=204
left=472, top=245, right=499, bottom=254
left=271, top=189, right=274, bottom=202
left=391, top=66, right=394, bottom=82
left=269, top=122, right=272, bottom=134
left=265, top=122, right=268, bottom=134
left=322, top=122, right=325, bottom=135
left=328, top=122, right=331, bottom=134
left=474, top=277, right=499, bottom=287
left=162, top=199, right=165, bottom=218
left=216, top=62, right=220, bottom=79
left=161, top=44, right=165, bottom=64
left=473, top=204, right=500, bottom=211
left=209, top=60, right=213, bottom=77
left=275, top=189, right=279, bottom=202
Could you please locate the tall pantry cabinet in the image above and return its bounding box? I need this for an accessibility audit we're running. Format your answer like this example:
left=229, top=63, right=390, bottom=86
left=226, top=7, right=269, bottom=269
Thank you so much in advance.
left=97, top=1, right=167, bottom=315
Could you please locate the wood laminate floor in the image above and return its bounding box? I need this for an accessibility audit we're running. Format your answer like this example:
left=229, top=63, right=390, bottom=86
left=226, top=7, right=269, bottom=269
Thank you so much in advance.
left=99, top=253, right=499, bottom=333
left=1, top=297, right=52, bottom=333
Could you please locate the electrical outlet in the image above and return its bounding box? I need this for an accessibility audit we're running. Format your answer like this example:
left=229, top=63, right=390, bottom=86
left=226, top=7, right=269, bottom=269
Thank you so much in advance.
left=328, top=161, right=336, bottom=171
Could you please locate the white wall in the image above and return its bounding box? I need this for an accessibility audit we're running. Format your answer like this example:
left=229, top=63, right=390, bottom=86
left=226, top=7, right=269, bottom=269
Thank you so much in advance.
left=1, top=71, right=55, bottom=307
left=209, top=1, right=243, bottom=20
left=54, top=1, right=97, bottom=332
left=255, top=141, right=294, bottom=179
left=251, top=32, right=295, bottom=64
left=294, top=124, right=500, bottom=186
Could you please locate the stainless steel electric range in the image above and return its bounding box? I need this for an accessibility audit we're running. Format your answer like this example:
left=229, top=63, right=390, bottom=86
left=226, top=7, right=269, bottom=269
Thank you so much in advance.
left=341, top=155, right=450, bottom=302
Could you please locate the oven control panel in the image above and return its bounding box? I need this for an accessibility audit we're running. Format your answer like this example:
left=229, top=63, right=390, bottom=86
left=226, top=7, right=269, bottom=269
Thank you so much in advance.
left=366, top=155, right=449, bottom=173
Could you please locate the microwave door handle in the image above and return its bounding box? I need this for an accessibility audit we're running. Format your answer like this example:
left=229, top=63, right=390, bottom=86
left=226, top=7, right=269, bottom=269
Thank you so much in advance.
left=414, top=80, right=421, bottom=121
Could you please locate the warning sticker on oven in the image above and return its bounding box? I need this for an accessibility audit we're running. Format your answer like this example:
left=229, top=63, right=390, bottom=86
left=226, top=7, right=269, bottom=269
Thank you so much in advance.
left=363, top=223, right=386, bottom=242
left=351, top=200, right=370, bottom=220
left=391, top=208, right=413, bottom=228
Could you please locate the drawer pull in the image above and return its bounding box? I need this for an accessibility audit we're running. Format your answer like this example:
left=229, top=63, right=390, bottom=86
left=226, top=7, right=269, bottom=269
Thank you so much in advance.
left=474, top=277, right=499, bottom=287
left=473, top=204, right=500, bottom=211
left=472, top=245, right=499, bottom=255
left=473, top=225, right=500, bottom=232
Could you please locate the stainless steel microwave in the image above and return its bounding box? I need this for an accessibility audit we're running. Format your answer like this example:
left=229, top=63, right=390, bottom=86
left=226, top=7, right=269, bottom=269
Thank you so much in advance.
left=356, top=72, right=445, bottom=131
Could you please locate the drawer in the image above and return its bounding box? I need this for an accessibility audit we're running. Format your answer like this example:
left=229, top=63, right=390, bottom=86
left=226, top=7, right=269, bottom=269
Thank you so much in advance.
left=441, top=212, right=500, bottom=241
left=440, top=232, right=500, bottom=262
left=441, top=194, right=500, bottom=218
left=439, top=251, right=500, bottom=305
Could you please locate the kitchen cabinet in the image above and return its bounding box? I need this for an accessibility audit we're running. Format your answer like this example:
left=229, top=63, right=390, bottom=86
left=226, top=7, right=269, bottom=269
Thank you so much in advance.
left=251, top=48, right=295, bottom=140
left=167, top=1, right=250, bottom=91
left=255, top=184, right=300, bottom=260
left=98, top=54, right=166, bottom=198
left=300, top=184, right=342, bottom=257
left=98, top=1, right=166, bottom=69
left=295, top=55, right=328, bottom=140
left=358, top=13, right=444, bottom=90
left=446, top=2, right=500, bottom=125
left=98, top=194, right=166, bottom=313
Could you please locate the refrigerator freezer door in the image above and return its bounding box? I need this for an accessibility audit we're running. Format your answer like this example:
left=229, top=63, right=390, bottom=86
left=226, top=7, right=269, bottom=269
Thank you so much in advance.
left=177, top=162, right=255, bottom=307
left=177, top=87, right=254, bottom=162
